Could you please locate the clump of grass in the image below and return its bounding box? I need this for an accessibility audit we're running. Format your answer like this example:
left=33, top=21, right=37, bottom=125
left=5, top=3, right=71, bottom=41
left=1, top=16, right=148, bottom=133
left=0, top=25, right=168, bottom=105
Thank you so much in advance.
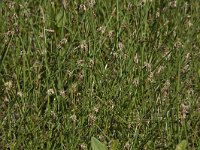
left=0, top=0, right=200, bottom=149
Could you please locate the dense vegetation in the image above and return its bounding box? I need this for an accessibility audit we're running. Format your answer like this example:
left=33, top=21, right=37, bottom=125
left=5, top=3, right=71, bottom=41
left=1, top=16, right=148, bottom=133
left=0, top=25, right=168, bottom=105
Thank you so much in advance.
left=0, top=0, right=200, bottom=149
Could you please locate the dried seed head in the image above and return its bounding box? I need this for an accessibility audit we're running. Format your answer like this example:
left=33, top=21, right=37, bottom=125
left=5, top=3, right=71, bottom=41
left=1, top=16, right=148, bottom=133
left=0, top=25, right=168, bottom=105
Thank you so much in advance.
left=69, top=83, right=77, bottom=94
left=187, top=88, right=194, bottom=95
left=77, top=71, right=84, bottom=80
left=156, top=10, right=160, bottom=18
left=4, top=96, right=9, bottom=103
left=93, top=104, right=100, bottom=113
left=4, top=81, right=13, bottom=91
left=134, top=53, right=139, bottom=64
left=47, top=88, right=55, bottom=96
left=180, top=103, right=189, bottom=120
left=88, top=113, right=96, bottom=125
left=181, top=64, right=190, bottom=74
left=161, top=80, right=170, bottom=97
left=108, top=30, right=114, bottom=39
left=59, top=89, right=65, bottom=98
left=77, top=59, right=84, bottom=67
left=133, top=77, right=139, bottom=87
left=144, top=62, right=151, bottom=71
left=112, top=52, right=118, bottom=58
left=66, top=70, right=73, bottom=77
left=107, top=100, right=115, bottom=110
left=156, top=65, right=165, bottom=75
left=59, top=38, right=68, bottom=47
left=87, top=0, right=95, bottom=8
left=79, top=4, right=87, bottom=11
left=127, top=2, right=133, bottom=10
left=147, top=72, right=154, bottom=83
left=17, top=91, right=23, bottom=97
left=118, top=42, right=124, bottom=51
left=79, top=143, right=87, bottom=149
left=185, top=53, right=191, bottom=60
left=97, top=26, right=106, bottom=34
left=186, top=19, right=193, bottom=27
left=98, top=135, right=105, bottom=142
left=174, top=38, right=182, bottom=49
left=70, top=114, right=77, bottom=122
left=89, top=59, right=94, bottom=68
left=124, top=141, right=130, bottom=150
left=50, top=111, right=57, bottom=120
left=169, top=0, right=177, bottom=8
left=79, top=40, right=88, bottom=52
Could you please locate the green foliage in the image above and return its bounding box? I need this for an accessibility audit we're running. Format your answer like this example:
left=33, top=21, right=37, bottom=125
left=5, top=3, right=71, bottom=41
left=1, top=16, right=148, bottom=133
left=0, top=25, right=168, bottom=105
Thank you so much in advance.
left=0, top=0, right=200, bottom=149
left=175, top=140, right=187, bottom=150
left=110, top=140, right=119, bottom=150
left=91, top=137, right=108, bottom=150
left=198, top=69, right=200, bottom=78
left=55, top=9, right=66, bottom=28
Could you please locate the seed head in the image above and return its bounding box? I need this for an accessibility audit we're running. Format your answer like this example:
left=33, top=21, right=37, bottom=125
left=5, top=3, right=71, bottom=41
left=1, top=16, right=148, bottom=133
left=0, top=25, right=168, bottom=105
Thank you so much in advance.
left=47, top=88, right=55, bottom=96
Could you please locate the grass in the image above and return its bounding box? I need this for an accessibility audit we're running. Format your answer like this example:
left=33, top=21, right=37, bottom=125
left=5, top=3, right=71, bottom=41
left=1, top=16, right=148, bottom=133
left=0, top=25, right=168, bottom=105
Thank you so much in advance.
left=0, top=0, right=200, bottom=149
